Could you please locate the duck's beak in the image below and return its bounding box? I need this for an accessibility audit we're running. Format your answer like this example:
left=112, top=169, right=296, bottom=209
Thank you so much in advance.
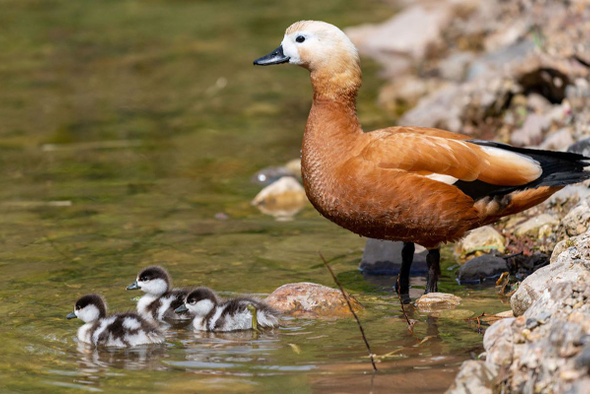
left=175, top=304, right=188, bottom=313
left=126, top=281, right=139, bottom=290
left=253, top=45, right=289, bottom=66
left=66, top=311, right=77, bottom=320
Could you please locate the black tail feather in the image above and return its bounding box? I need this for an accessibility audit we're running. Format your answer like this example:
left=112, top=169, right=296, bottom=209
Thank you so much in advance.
left=454, top=140, right=590, bottom=200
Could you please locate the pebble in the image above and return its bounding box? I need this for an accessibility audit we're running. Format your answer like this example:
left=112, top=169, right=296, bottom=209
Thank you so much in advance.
left=415, top=292, right=461, bottom=313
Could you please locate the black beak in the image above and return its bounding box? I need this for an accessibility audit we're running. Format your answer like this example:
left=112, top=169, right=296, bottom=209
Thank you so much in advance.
left=66, top=311, right=77, bottom=320
left=253, top=45, right=290, bottom=66
left=175, top=304, right=188, bottom=313
left=126, top=281, right=139, bottom=290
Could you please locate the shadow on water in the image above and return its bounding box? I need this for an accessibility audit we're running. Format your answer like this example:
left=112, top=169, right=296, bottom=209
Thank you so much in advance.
left=0, top=0, right=511, bottom=392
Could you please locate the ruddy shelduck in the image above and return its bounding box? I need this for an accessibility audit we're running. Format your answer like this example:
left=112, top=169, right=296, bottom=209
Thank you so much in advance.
left=253, top=20, right=590, bottom=302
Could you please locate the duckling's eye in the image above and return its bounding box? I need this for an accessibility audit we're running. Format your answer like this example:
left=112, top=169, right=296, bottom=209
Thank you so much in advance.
left=75, top=305, right=80, bottom=310
left=188, top=299, right=196, bottom=305
left=296, top=35, right=305, bottom=43
left=139, top=276, right=147, bottom=281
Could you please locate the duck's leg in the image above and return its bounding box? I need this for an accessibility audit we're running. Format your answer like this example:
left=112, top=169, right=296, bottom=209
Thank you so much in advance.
left=425, top=248, right=441, bottom=293
left=395, top=242, right=414, bottom=304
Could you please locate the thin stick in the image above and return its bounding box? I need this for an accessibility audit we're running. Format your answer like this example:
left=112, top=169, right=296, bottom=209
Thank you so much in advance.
left=319, top=252, right=378, bottom=372
left=396, top=276, right=416, bottom=335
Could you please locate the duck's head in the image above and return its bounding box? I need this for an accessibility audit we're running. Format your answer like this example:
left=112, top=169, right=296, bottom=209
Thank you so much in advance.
left=254, top=20, right=360, bottom=74
left=175, top=287, right=219, bottom=316
left=67, top=294, right=107, bottom=323
left=126, top=266, right=171, bottom=296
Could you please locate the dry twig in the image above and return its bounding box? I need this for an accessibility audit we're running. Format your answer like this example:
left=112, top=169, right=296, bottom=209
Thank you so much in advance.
left=319, top=253, right=378, bottom=372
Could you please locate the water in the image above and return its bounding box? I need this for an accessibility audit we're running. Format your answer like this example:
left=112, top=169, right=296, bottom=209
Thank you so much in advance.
left=0, top=0, right=510, bottom=392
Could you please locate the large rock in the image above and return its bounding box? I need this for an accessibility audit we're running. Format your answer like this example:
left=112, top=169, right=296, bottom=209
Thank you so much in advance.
left=445, top=360, right=498, bottom=394
left=359, top=239, right=427, bottom=275
left=265, top=282, right=363, bottom=318
left=512, top=230, right=590, bottom=316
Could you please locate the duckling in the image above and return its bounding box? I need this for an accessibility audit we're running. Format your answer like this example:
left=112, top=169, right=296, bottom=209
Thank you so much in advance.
left=66, top=294, right=165, bottom=347
left=126, top=266, right=192, bottom=323
left=254, top=21, right=590, bottom=301
left=175, top=287, right=280, bottom=332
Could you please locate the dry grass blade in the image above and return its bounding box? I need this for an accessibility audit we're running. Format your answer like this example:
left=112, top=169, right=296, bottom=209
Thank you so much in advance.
left=319, top=252, right=378, bottom=372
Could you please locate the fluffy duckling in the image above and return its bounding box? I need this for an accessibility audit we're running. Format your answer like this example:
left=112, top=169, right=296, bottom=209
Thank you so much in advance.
left=254, top=21, right=590, bottom=301
left=175, top=287, right=280, bottom=332
left=126, top=266, right=192, bottom=323
left=66, top=294, right=165, bottom=347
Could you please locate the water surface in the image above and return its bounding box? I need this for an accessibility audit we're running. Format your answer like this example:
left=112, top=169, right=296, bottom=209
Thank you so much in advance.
left=0, top=0, right=509, bottom=392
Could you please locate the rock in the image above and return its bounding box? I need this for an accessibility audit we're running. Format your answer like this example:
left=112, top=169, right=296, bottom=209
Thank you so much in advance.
left=568, top=136, right=590, bottom=157
left=345, top=4, right=455, bottom=77
left=457, top=254, right=508, bottom=285
left=506, top=253, right=549, bottom=281
left=438, top=51, right=475, bottom=82
left=265, top=282, right=363, bottom=318
left=559, top=198, right=590, bottom=237
left=537, top=128, right=574, bottom=151
left=483, top=317, right=517, bottom=367
left=250, top=166, right=296, bottom=186
left=359, top=239, right=427, bottom=275
left=510, top=113, right=551, bottom=146
left=513, top=213, right=559, bottom=238
left=445, top=360, right=498, bottom=394
left=511, top=229, right=590, bottom=316
left=251, top=176, right=307, bottom=220
left=454, top=226, right=506, bottom=259
left=415, top=292, right=461, bottom=313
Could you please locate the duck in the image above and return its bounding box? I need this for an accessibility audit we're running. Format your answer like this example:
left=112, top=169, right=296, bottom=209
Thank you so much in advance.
left=66, top=294, right=165, bottom=347
left=175, top=287, right=280, bottom=332
left=253, top=20, right=590, bottom=302
left=126, top=266, right=192, bottom=323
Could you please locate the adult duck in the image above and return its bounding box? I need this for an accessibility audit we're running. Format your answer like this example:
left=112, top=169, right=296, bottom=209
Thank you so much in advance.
left=253, top=20, right=589, bottom=301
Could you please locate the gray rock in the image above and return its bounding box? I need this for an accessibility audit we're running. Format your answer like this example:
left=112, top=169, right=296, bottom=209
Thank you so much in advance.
left=510, top=113, right=551, bottom=146
left=483, top=317, right=517, bottom=367
left=251, top=166, right=296, bottom=186
left=445, top=360, right=498, bottom=394
left=559, top=198, right=590, bottom=237
left=568, top=137, right=590, bottom=157
left=457, top=254, right=508, bottom=284
left=359, top=239, right=427, bottom=275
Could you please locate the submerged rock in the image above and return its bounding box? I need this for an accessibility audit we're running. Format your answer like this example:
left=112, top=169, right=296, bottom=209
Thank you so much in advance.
left=415, top=292, right=461, bottom=313
left=457, top=254, right=508, bottom=285
left=359, top=239, right=427, bottom=275
left=265, top=282, right=363, bottom=318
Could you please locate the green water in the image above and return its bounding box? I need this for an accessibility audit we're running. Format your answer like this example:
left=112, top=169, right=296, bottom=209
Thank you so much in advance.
left=0, top=0, right=509, bottom=392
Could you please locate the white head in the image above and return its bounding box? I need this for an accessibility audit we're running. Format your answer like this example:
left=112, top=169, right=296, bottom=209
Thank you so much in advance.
left=67, top=294, right=107, bottom=323
left=254, top=21, right=359, bottom=69
left=127, top=266, right=171, bottom=296
left=178, top=287, right=219, bottom=317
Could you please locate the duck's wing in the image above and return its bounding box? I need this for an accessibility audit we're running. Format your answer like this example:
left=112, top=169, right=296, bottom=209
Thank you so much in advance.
left=362, top=128, right=542, bottom=186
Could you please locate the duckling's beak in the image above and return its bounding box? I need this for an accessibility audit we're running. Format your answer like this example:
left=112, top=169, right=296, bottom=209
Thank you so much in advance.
left=66, top=311, right=77, bottom=320
left=175, top=304, right=188, bottom=313
left=126, top=281, right=139, bottom=290
left=253, top=45, right=289, bottom=66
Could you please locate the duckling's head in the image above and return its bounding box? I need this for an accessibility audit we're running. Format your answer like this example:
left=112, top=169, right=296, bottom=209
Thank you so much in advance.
left=254, top=21, right=361, bottom=95
left=127, top=266, right=171, bottom=296
left=176, top=287, right=219, bottom=317
left=67, top=294, right=107, bottom=323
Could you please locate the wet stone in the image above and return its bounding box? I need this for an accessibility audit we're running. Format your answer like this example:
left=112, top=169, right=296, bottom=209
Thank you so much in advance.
left=457, top=254, right=508, bottom=285
left=265, top=282, right=363, bottom=318
left=445, top=360, right=498, bottom=394
left=415, top=292, right=461, bottom=313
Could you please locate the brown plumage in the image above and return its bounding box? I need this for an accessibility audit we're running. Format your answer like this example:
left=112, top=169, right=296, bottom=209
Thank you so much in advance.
left=254, top=20, right=590, bottom=301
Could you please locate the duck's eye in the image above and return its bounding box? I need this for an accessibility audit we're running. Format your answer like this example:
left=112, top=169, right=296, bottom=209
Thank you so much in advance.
left=296, top=35, right=305, bottom=43
left=139, top=276, right=146, bottom=281
left=188, top=299, right=196, bottom=305
left=75, top=306, right=80, bottom=310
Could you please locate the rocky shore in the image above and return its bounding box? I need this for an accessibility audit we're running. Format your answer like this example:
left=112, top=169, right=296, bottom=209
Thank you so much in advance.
left=347, top=0, right=590, bottom=392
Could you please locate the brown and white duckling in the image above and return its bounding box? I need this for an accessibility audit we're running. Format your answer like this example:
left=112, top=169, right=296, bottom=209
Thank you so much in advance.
left=66, top=294, right=165, bottom=347
left=126, top=266, right=192, bottom=323
left=175, top=287, right=280, bottom=332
